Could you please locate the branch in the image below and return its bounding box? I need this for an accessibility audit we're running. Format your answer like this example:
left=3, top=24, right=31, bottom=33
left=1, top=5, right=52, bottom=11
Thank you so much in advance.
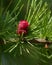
left=29, top=38, right=52, bottom=44
left=0, top=38, right=52, bottom=45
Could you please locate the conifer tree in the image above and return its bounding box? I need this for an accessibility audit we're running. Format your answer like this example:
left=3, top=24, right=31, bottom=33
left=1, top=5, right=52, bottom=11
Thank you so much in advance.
left=0, top=0, right=52, bottom=65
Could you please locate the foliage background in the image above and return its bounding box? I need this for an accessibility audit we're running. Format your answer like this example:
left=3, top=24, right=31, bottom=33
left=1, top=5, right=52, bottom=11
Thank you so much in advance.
left=0, top=0, right=52, bottom=65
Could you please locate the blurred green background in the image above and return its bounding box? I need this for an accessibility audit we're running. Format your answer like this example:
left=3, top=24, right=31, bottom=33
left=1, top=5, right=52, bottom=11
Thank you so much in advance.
left=0, top=0, right=52, bottom=10
left=0, top=0, right=52, bottom=20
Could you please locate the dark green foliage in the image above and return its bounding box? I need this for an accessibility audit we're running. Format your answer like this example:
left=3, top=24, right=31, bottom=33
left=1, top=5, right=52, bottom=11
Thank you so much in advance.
left=0, top=0, right=52, bottom=65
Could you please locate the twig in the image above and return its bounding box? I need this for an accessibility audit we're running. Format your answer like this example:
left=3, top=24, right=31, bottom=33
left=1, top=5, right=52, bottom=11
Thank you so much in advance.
left=29, top=38, right=52, bottom=44
left=0, top=38, right=52, bottom=45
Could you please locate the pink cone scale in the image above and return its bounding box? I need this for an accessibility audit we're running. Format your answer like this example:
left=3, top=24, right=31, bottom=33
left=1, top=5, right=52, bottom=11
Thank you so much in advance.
left=16, top=20, right=29, bottom=35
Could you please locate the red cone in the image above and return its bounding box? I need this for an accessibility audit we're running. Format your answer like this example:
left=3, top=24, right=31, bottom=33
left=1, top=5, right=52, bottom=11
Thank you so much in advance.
left=16, top=20, right=29, bottom=35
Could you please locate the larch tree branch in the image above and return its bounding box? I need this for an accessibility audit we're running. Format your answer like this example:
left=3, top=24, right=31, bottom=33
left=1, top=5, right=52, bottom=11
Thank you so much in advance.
left=29, top=38, right=52, bottom=44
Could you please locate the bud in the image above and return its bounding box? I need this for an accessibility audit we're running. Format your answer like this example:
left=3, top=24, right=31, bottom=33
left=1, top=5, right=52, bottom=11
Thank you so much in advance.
left=16, top=20, right=29, bottom=35
left=45, top=44, right=48, bottom=48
